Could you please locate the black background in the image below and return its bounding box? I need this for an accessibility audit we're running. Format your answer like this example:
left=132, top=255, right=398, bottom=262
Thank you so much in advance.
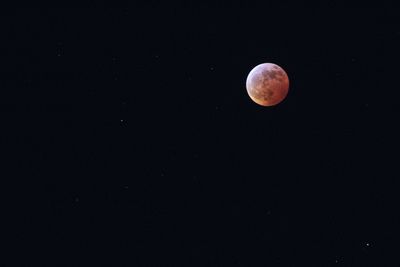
left=1, top=6, right=400, bottom=266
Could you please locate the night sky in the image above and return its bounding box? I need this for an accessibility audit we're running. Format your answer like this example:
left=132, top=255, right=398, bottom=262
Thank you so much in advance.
left=2, top=7, right=400, bottom=265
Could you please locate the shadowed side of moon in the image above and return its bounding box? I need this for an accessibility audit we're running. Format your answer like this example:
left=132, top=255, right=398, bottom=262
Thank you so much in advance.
left=246, top=63, right=289, bottom=106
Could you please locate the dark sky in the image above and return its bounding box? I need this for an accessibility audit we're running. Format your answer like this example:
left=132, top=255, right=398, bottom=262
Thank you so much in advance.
left=2, top=7, right=399, bottom=265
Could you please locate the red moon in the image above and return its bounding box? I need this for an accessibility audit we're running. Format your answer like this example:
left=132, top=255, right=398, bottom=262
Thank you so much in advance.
left=246, top=63, right=289, bottom=106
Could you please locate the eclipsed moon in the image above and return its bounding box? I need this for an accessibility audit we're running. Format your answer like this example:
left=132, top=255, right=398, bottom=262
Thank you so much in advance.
left=246, top=63, right=289, bottom=106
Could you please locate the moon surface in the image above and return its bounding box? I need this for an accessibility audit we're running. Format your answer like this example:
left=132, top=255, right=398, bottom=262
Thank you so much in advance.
left=246, top=63, right=289, bottom=106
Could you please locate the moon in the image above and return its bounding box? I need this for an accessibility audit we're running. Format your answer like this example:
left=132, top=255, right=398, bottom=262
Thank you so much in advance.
left=246, top=63, right=289, bottom=106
